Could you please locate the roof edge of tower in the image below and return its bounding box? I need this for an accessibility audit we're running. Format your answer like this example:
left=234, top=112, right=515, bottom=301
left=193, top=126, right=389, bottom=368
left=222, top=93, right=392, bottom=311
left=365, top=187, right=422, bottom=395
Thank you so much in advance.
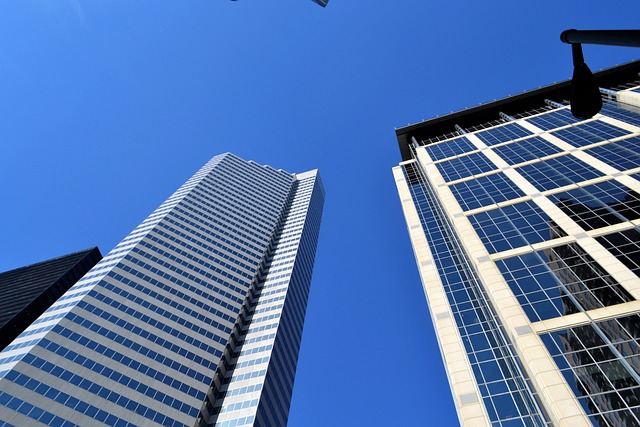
left=395, top=60, right=640, bottom=162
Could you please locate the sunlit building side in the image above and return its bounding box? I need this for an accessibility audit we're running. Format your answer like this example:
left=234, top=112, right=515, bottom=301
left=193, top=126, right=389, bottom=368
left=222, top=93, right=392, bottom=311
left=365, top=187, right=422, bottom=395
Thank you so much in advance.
left=393, top=61, right=640, bottom=426
left=0, top=152, right=324, bottom=427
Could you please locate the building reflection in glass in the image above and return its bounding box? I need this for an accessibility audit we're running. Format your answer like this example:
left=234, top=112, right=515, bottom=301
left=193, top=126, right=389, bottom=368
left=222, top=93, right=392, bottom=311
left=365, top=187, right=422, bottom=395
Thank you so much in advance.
left=537, top=188, right=640, bottom=426
left=541, top=315, right=640, bottom=426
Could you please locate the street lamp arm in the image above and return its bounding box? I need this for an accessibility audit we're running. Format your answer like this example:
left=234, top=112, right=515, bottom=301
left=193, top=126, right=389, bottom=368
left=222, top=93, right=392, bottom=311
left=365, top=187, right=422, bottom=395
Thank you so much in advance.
left=561, top=29, right=640, bottom=48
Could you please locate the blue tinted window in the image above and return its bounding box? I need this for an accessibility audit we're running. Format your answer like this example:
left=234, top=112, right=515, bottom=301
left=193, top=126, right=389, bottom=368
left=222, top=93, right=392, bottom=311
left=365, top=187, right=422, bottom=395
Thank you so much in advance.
left=527, top=109, right=580, bottom=131
left=469, top=201, right=563, bottom=253
left=450, top=173, right=525, bottom=211
left=436, top=152, right=496, bottom=182
left=496, top=244, right=632, bottom=321
left=516, top=155, right=603, bottom=191
left=425, top=136, right=476, bottom=161
left=601, top=101, right=640, bottom=128
left=493, top=136, right=562, bottom=165
left=551, top=120, right=629, bottom=147
left=540, top=314, right=640, bottom=426
left=548, top=180, right=640, bottom=230
left=402, top=163, right=549, bottom=426
left=585, top=136, right=640, bottom=171
left=474, top=123, right=533, bottom=146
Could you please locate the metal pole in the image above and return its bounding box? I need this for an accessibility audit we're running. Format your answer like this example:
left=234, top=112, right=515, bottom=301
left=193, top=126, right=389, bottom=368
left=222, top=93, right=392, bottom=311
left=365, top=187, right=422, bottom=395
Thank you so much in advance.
left=560, top=29, right=640, bottom=48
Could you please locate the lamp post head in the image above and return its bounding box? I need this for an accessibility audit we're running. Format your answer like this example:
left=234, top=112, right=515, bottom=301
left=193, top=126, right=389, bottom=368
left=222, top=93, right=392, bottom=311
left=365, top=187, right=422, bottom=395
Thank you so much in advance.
left=570, top=60, right=603, bottom=119
left=568, top=42, right=602, bottom=119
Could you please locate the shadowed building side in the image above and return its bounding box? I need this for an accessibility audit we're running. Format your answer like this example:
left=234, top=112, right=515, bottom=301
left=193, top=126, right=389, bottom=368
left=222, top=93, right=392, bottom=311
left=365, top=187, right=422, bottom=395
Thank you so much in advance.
left=0, top=247, right=102, bottom=352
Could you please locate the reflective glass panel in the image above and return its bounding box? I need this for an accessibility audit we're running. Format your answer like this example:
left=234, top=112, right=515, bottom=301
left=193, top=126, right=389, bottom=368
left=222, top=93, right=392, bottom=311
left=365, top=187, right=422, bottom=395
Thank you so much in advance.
left=551, top=120, right=629, bottom=148
left=402, top=163, right=549, bottom=427
left=601, top=101, right=640, bottom=128
left=436, top=152, right=497, bottom=182
left=540, top=314, right=640, bottom=427
left=493, top=136, right=562, bottom=166
left=585, top=137, right=640, bottom=171
left=475, top=123, right=533, bottom=146
left=548, top=180, right=640, bottom=230
left=516, top=155, right=603, bottom=191
left=596, top=229, right=640, bottom=277
left=469, top=201, right=564, bottom=254
left=425, top=136, right=476, bottom=161
left=496, top=243, right=633, bottom=322
left=527, top=109, right=581, bottom=131
left=450, top=173, right=525, bottom=211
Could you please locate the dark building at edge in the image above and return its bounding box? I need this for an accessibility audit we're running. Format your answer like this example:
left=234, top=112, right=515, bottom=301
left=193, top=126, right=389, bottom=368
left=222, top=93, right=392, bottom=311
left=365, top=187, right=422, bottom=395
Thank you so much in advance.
left=0, top=247, right=102, bottom=351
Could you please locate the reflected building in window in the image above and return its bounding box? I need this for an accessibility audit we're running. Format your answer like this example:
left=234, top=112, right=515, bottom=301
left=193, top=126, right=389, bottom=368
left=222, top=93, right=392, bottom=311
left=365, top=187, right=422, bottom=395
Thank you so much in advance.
left=0, top=152, right=324, bottom=427
left=393, top=61, right=640, bottom=426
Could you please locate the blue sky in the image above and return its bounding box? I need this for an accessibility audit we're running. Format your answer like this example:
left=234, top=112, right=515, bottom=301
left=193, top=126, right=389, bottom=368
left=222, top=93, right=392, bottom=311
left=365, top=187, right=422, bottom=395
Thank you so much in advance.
left=1, top=1, right=639, bottom=425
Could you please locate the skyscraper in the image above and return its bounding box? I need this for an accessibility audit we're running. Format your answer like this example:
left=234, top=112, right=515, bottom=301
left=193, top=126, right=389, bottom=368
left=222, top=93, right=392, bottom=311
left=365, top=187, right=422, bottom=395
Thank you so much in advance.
left=0, top=152, right=324, bottom=427
left=393, top=61, right=640, bottom=426
left=0, top=247, right=102, bottom=352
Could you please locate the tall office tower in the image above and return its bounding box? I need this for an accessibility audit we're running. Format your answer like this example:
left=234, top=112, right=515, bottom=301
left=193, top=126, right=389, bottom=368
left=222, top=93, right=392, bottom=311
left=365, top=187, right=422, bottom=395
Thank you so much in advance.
left=0, top=152, right=324, bottom=427
left=0, top=247, right=102, bottom=352
left=393, top=61, right=640, bottom=427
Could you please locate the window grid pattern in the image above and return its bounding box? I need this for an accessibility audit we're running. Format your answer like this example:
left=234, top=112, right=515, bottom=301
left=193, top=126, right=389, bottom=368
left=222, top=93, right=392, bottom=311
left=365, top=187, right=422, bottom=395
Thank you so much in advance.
left=436, top=152, right=497, bottom=182
left=584, top=137, right=640, bottom=171
left=403, top=163, right=550, bottom=427
left=516, top=155, right=604, bottom=192
left=425, top=136, right=477, bottom=161
left=601, top=102, right=640, bottom=128
left=492, top=137, right=563, bottom=166
left=474, top=123, right=533, bottom=146
left=450, top=172, right=526, bottom=212
left=548, top=180, right=640, bottom=231
left=495, top=244, right=633, bottom=322
left=206, top=174, right=325, bottom=427
left=468, top=201, right=564, bottom=254
left=0, top=153, right=325, bottom=427
left=540, top=314, right=640, bottom=426
left=596, top=229, right=640, bottom=278
left=526, top=109, right=581, bottom=131
left=551, top=121, right=630, bottom=148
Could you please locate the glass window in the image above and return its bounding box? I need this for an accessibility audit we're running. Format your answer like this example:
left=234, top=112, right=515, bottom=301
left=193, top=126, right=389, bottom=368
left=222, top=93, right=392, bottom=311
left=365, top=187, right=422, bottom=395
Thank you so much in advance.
left=496, top=243, right=633, bottom=322
left=540, top=314, right=640, bottom=426
left=548, top=180, right=640, bottom=230
left=516, top=155, right=603, bottom=191
left=493, top=136, right=563, bottom=166
left=527, top=109, right=581, bottom=131
left=402, top=164, right=549, bottom=426
left=601, top=101, right=640, bottom=128
left=585, top=136, right=640, bottom=171
left=596, top=228, right=640, bottom=276
left=474, top=123, right=533, bottom=146
left=425, top=136, right=476, bottom=161
left=436, top=152, right=496, bottom=182
left=551, top=120, right=630, bottom=147
left=450, top=172, right=525, bottom=211
left=469, top=201, right=563, bottom=253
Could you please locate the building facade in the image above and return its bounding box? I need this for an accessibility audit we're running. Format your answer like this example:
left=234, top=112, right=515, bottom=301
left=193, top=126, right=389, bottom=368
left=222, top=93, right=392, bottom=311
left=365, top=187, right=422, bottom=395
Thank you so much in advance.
left=0, top=152, right=324, bottom=427
left=0, top=247, right=102, bottom=352
left=393, top=61, right=640, bottom=426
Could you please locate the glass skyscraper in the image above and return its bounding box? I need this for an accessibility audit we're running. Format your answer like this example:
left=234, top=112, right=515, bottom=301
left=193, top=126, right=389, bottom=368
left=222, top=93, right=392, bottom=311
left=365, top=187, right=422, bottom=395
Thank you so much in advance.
left=0, top=152, right=324, bottom=427
left=394, top=61, right=640, bottom=426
